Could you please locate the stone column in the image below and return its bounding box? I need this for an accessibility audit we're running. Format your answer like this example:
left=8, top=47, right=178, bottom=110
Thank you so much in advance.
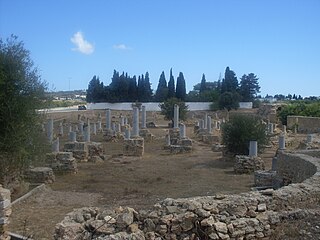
left=279, top=135, right=285, bottom=150
left=52, top=137, right=59, bottom=152
left=249, top=141, right=258, bottom=157
left=307, top=134, right=314, bottom=143
left=282, top=125, right=287, bottom=134
left=124, top=117, right=128, bottom=125
left=68, top=125, right=72, bottom=133
left=141, top=105, right=147, bottom=129
left=116, top=123, right=121, bottom=133
left=0, top=185, right=11, bottom=240
left=132, top=107, right=140, bottom=137
left=111, top=122, right=116, bottom=132
left=204, top=113, right=208, bottom=129
left=47, top=119, right=54, bottom=142
left=84, top=125, right=90, bottom=142
left=59, top=122, right=64, bottom=136
left=125, top=126, right=131, bottom=140
left=199, top=119, right=204, bottom=129
left=92, top=122, right=97, bottom=135
left=165, top=134, right=171, bottom=146
left=173, top=104, right=179, bottom=129
left=179, top=123, right=186, bottom=139
left=79, top=122, right=84, bottom=135
left=106, top=109, right=111, bottom=130
left=268, top=123, right=274, bottom=134
left=207, top=116, right=212, bottom=134
left=120, top=116, right=125, bottom=126
left=272, top=157, right=277, bottom=171
left=74, top=124, right=79, bottom=132
left=97, top=121, right=102, bottom=131
left=69, top=131, right=77, bottom=142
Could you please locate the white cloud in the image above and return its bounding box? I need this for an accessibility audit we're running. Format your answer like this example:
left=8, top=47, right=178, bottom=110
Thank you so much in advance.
left=113, top=44, right=131, bottom=50
left=71, top=31, right=94, bottom=54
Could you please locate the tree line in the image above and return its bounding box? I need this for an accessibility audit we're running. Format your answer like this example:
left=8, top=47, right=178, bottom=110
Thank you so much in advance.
left=87, top=69, right=187, bottom=103
left=86, top=67, right=261, bottom=111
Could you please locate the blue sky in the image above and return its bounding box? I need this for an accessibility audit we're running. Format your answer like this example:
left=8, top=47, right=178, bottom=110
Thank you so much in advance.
left=1, top=0, right=319, bottom=97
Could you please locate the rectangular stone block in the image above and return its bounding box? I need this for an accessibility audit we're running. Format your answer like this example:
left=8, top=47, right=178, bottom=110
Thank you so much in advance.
left=56, top=152, right=73, bottom=161
left=123, top=138, right=144, bottom=156
left=178, top=138, right=193, bottom=146
left=201, top=135, right=220, bottom=144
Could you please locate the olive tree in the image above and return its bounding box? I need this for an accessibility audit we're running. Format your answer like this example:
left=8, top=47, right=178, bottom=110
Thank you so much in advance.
left=0, top=35, right=49, bottom=185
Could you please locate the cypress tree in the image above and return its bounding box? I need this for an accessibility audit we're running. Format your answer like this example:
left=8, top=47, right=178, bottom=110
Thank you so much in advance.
left=155, top=71, right=168, bottom=101
left=168, top=68, right=175, bottom=98
left=176, top=72, right=186, bottom=101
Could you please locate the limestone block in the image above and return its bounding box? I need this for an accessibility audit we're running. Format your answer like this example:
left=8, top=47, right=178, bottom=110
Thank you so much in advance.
left=87, top=142, right=103, bottom=157
left=234, top=155, right=265, bottom=174
left=123, top=138, right=144, bottom=156
left=139, top=129, right=154, bottom=142
left=169, top=145, right=192, bottom=154
left=24, top=167, right=55, bottom=184
left=177, top=138, right=192, bottom=147
left=254, top=170, right=277, bottom=187
left=202, top=135, right=220, bottom=144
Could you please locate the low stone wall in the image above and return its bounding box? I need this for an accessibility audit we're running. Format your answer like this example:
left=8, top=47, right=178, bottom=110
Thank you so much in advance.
left=276, top=151, right=317, bottom=184
left=287, top=115, right=320, bottom=133
left=0, top=185, right=11, bottom=240
left=24, top=167, right=55, bottom=184
left=55, top=150, right=320, bottom=239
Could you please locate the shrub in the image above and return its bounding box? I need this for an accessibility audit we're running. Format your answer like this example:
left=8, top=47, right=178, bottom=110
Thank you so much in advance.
left=222, top=114, right=269, bottom=155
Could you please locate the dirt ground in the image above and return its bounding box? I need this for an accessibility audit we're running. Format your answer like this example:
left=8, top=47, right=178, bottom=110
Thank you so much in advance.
left=8, top=110, right=280, bottom=239
left=7, top=110, right=320, bottom=239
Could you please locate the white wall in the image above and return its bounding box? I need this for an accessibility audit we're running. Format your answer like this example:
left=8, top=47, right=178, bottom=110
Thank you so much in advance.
left=239, top=102, right=253, bottom=109
left=87, top=102, right=212, bottom=111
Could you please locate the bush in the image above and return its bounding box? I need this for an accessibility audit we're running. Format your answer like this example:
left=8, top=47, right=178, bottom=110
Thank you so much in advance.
left=222, top=114, right=269, bottom=155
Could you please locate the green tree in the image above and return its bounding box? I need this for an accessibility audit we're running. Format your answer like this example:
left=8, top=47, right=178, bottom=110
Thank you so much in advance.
left=218, top=91, right=240, bottom=111
left=137, top=72, right=153, bottom=102
left=143, top=72, right=153, bottom=101
left=86, top=75, right=104, bottom=103
left=221, top=67, right=238, bottom=93
left=176, top=72, right=186, bottom=101
left=239, top=73, right=260, bottom=102
left=0, top=35, right=48, bottom=185
left=222, top=114, right=269, bottom=155
left=155, top=71, right=168, bottom=102
left=199, top=74, right=207, bottom=93
left=159, top=97, right=188, bottom=123
left=168, top=68, right=175, bottom=98
left=128, top=75, right=138, bottom=101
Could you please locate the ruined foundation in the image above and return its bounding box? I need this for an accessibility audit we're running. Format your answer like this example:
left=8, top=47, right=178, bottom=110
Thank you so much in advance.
left=123, top=137, right=144, bottom=157
left=46, top=152, right=78, bottom=173
left=234, top=155, right=265, bottom=174
left=24, top=167, right=55, bottom=184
